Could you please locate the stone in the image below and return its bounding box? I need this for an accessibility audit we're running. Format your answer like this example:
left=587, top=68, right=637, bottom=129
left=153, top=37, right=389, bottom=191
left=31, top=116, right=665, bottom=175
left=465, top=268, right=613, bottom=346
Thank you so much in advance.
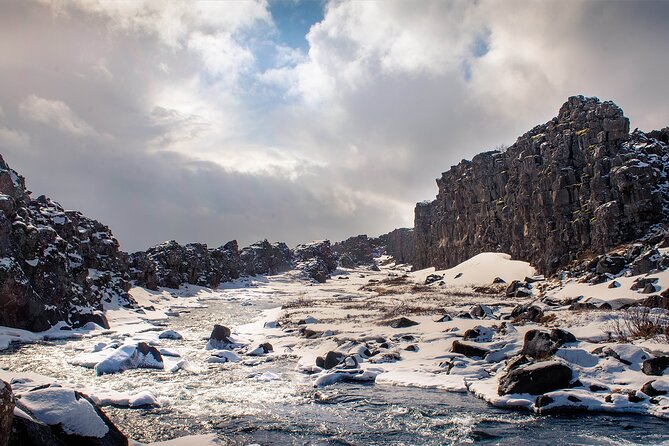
left=498, top=361, right=573, bottom=395
left=640, top=294, right=669, bottom=310
left=463, top=326, right=494, bottom=342
left=595, top=254, right=626, bottom=275
left=493, top=277, right=506, bottom=284
left=630, top=249, right=661, bottom=276
left=1, top=381, right=13, bottom=446
left=323, top=351, right=345, bottom=369
left=511, top=304, right=544, bottom=322
left=451, top=340, right=490, bottom=358
left=413, top=97, right=668, bottom=276
left=386, top=317, right=419, bottom=328
left=641, top=380, right=667, bottom=397
left=470, top=304, right=493, bottom=319
left=642, top=356, right=669, bottom=376
left=521, top=329, right=576, bottom=360
left=70, top=312, right=110, bottom=330
left=424, top=274, right=444, bottom=285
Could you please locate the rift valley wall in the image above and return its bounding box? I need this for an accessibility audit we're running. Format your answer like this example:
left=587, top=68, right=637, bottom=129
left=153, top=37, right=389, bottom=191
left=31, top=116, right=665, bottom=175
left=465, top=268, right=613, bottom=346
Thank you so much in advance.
left=414, top=96, right=669, bottom=274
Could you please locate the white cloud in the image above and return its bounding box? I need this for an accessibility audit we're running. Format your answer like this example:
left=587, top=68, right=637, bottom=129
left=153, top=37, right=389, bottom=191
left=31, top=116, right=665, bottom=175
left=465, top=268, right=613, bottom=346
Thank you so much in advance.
left=18, top=95, right=99, bottom=137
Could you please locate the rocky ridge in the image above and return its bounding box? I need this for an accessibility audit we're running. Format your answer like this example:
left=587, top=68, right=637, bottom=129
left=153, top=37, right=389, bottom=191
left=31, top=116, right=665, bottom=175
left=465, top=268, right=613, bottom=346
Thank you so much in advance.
left=414, top=96, right=669, bottom=275
left=0, top=155, right=134, bottom=332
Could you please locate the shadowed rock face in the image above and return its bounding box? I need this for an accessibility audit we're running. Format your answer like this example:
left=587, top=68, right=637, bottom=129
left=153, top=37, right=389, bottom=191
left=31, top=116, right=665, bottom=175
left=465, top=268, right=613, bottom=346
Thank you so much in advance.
left=414, top=96, right=669, bottom=274
left=0, top=155, right=133, bottom=332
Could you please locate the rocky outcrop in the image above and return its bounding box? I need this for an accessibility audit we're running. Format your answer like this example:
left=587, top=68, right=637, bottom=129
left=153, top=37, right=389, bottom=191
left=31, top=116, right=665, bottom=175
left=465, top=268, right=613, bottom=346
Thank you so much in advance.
left=414, top=96, right=669, bottom=274
left=240, top=240, right=293, bottom=276
left=0, top=155, right=133, bottom=332
left=129, top=240, right=244, bottom=290
left=332, top=235, right=379, bottom=268
left=294, top=240, right=337, bottom=283
left=498, top=360, right=573, bottom=396
left=377, top=228, right=415, bottom=264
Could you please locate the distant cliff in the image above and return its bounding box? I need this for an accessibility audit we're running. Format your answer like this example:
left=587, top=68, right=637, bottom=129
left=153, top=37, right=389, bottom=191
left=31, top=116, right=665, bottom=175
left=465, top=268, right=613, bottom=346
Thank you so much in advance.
left=414, top=96, right=669, bottom=274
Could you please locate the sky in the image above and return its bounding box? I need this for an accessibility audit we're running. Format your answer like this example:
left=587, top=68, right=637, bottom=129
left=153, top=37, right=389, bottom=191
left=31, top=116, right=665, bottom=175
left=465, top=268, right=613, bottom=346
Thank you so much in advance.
left=1, top=0, right=668, bottom=252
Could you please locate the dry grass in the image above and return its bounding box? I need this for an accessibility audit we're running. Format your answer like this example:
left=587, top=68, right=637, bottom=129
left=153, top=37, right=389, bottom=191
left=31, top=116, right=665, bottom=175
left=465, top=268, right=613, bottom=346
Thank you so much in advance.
left=607, top=307, right=669, bottom=342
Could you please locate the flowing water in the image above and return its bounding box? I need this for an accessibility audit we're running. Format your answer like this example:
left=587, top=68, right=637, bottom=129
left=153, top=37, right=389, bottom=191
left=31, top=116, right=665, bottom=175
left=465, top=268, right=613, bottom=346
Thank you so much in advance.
left=2, top=285, right=669, bottom=445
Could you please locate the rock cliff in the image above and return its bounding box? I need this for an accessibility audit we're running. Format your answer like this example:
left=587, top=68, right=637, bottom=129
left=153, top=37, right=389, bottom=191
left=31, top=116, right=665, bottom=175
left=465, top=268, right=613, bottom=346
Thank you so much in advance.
left=0, top=156, right=133, bottom=332
left=414, top=96, right=669, bottom=274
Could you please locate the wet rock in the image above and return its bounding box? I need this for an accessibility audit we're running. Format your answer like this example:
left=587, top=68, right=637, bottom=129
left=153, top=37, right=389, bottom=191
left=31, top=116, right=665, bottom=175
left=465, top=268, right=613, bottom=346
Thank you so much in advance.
left=1, top=381, right=13, bottom=446
left=318, top=351, right=345, bottom=369
left=451, top=340, right=490, bottom=358
left=207, top=324, right=232, bottom=349
left=642, top=356, right=669, bottom=376
left=386, top=317, right=419, bottom=328
left=498, top=361, right=573, bottom=395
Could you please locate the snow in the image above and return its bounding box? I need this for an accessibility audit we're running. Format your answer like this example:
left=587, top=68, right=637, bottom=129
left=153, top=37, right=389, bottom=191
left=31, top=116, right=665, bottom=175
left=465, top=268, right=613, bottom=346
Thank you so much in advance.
left=19, top=386, right=109, bottom=438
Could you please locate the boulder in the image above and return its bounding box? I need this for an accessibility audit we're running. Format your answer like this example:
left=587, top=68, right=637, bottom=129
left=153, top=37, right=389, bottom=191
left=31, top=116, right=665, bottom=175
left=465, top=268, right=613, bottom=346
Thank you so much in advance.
left=641, top=294, right=669, bottom=310
left=521, top=329, right=576, bottom=360
left=294, top=241, right=337, bottom=283
left=642, top=356, right=669, bottom=376
left=498, top=360, right=573, bottom=395
left=463, top=326, right=494, bottom=342
left=206, top=325, right=232, bottom=349
left=424, top=274, right=444, bottom=285
left=511, top=304, right=544, bottom=322
left=595, top=254, right=627, bottom=275
left=70, top=312, right=110, bottom=330
left=451, top=340, right=490, bottom=358
left=386, top=317, right=419, bottom=328
left=641, top=380, right=667, bottom=397
left=12, top=387, right=127, bottom=446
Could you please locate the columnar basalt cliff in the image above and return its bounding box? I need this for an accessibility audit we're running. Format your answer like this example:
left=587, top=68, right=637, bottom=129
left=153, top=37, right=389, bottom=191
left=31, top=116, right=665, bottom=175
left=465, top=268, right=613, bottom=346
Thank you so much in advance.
left=0, top=156, right=133, bottom=332
left=414, top=96, right=669, bottom=274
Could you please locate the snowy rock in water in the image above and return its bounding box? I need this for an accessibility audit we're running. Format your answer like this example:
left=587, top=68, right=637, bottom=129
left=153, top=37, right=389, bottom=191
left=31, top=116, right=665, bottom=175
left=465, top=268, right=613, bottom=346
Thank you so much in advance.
left=0, top=381, right=14, bottom=446
left=386, top=317, right=419, bottom=328
left=247, top=342, right=273, bottom=356
left=208, top=351, right=240, bottom=363
left=316, top=351, right=345, bottom=370
left=642, top=356, right=669, bottom=376
left=498, top=361, right=573, bottom=396
left=14, top=386, right=127, bottom=445
left=451, top=340, right=490, bottom=358
left=206, top=324, right=232, bottom=350
left=158, top=330, right=183, bottom=340
left=94, top=342, right=164, bottom=375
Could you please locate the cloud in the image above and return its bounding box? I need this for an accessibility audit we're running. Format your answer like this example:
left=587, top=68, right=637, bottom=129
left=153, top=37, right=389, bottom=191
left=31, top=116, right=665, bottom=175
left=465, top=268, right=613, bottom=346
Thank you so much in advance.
left=1, top=0, right=668, bottom=253
left=18, top=95, right=99, bottom=137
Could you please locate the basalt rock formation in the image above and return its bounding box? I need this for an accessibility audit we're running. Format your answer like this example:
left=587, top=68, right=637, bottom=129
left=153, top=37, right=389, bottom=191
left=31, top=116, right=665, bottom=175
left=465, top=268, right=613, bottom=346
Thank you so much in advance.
left=378, top=228, right=415, bottom=265
left=0, top=155, right=133, bottom=332
left=414, top=96, right=669, bottom=274
left=129, top=240, right=244, bottom=290
left=333, top=229, right=414, bottom=268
